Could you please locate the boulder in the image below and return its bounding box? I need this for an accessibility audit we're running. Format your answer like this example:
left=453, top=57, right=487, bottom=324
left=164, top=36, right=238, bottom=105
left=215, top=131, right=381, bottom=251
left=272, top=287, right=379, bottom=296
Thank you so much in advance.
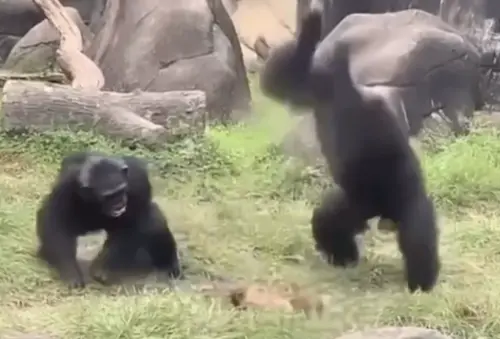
left=0, top=0, right=45, bottom=38
left=295, top=0, right=499, bottom=39
left=221, top=0, right=240, bottom=15
left=0, top=0, right=102, bottom=34
left=86, top=0, right=251, bottom=122
left=0, top=35, right=19, bottom=64
left=3, top=6, right=91, bottom=73
left=333, top=10, right=483, bottom=136
left=280, top=9, right=485, bottom=164
left=0, top=0, right=44, bottom=65
left=334, top=327, right=453, bottom=339
left=295, top=0, right=441, bottom=39
left=486, top=0, right=500, bottom=31
left=0, top=0, right=102, bottom=65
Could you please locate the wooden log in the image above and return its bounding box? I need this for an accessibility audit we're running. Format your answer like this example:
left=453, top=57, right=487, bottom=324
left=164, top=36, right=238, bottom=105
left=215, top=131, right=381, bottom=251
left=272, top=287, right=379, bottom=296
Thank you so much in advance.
left=32, top=0, right=105, bottom=89
left=1, top=80, right=207, bottom=144
left=0, top=70, right=66, bottom=86
left=108, top=89, right=208, bottom=134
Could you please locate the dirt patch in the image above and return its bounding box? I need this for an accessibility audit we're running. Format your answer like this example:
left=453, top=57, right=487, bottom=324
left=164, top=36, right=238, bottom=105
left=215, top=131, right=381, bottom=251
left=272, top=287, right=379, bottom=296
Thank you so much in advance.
left=198, top=280, right=327, bottom=317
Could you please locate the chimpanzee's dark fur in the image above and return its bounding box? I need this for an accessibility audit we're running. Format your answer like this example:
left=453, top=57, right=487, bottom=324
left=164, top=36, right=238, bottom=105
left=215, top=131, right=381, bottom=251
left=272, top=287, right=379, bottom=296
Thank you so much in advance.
left=260, top=10, right=440, bottom=293
left=36, top=151, right=182, bottom=288
left=311, top=189, right=369, bottom=267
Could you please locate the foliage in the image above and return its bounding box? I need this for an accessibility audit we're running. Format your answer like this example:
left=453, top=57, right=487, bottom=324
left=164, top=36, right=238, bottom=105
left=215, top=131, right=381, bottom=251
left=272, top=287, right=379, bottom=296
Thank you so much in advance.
left=1, top=89, right=500, bottom=338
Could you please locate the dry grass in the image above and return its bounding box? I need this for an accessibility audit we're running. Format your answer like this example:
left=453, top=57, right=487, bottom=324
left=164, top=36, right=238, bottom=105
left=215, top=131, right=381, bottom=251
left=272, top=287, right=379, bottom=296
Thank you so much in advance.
left=0, top=89, right=500, bottom=339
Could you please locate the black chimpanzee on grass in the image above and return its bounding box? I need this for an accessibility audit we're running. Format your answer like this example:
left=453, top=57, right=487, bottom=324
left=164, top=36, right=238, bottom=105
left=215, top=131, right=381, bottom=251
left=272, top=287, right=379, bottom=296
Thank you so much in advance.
left=259, top=9, right=440, bottom=293
left=36, top=151, right=182, bottom=288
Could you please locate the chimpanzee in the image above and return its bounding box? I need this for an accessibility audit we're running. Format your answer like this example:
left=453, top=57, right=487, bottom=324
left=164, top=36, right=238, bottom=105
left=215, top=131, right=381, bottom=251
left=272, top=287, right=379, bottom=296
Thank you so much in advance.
left=36, top=151, right=182, bottom=288
left=260, top=9, right=440, bottom=293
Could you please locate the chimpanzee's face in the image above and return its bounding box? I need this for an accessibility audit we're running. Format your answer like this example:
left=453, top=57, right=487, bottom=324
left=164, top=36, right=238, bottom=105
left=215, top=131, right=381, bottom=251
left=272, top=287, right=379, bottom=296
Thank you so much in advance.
left=82, top=158, right=129, bottom=218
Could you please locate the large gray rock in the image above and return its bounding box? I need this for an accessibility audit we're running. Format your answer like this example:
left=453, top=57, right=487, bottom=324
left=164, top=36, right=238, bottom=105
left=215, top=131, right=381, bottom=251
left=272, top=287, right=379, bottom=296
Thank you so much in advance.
left=323, top=9, right=483, bottom=136
left=0, top=0, right=102, bottom=35
left=0, top=0, right=42, bottom=64
left=3, top=7, right=91, bottom=72
left=86, top=0, right=251, bottom=122
left=295, top=0, right=496, bottom=38
left=334, top=327, right=453, bottom=339
left=0, top=0, right=102, bottom=65
left=0, top=0, right=44, bottom=38
left=295, top=0, right=441, bottom=39
left=294, top=0, right=500, bottom=110
left=0, top=35, right=19, bottom=64
left=486, top=0, right=500, bottom=30
left=280, top=9, right=485, bottom=164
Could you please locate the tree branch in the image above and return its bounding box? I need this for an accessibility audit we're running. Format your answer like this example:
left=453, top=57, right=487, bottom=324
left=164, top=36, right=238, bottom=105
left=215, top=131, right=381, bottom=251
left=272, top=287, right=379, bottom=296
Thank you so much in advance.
left=32, top=0, right=105, bottom=89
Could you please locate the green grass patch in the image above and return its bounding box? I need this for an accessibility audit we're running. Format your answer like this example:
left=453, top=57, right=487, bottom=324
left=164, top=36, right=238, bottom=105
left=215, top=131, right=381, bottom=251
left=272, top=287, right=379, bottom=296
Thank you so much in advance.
left=0, top=89, right=500, bottom=338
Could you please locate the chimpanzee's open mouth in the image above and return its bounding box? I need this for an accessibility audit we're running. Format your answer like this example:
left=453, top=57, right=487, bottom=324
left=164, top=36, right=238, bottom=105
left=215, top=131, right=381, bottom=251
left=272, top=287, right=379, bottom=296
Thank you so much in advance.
left=109, top=205, right=126, bottom=217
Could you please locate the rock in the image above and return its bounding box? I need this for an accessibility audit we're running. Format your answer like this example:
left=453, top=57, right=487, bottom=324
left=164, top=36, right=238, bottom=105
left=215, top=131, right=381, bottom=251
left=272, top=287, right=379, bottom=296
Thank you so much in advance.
left=0, top=35, right=19, bottom=65
left=486, top=1, right=500, bottom=32
left=334, top=327, right=453, bottom=339
left=3, top=6, right=91, bottom=73
left=279, top=10, right=485, bottom=164
left=0, top=0, right=45, bottom=38
left=294, top=1, right=500, bottom=110
left=321, top=9, right=483, bottom=136
left=0, top=0, right=46, bottom=65
left=221, top=0, right=240, bottom=15
left=295, top=0, right=496, bottom=39
left=86, top=0, right=251, bottom=122
left=0, top=0, right=102, bottom=61
left=295, top=0, right=441, bottom=39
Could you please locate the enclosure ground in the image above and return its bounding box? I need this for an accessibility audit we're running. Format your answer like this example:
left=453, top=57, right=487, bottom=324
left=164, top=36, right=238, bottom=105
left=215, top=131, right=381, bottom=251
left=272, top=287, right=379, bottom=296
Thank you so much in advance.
left=0, top=88, right=500, bottom=339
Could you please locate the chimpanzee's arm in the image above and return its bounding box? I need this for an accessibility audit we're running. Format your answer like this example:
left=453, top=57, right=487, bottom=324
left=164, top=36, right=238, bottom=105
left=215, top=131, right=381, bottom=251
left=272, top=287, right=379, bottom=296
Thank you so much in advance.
left=90, top=228, right=144, bottom=285
left=37, top=225, right=84, bottom=288
left=142, top=203, right=182, bottom=279
left=36, top=194, right=86, bottom=289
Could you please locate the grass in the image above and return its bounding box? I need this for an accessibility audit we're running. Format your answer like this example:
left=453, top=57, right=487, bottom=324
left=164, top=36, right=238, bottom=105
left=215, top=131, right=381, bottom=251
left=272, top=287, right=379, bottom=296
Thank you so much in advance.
left=1, top=87, right=500, bottom=339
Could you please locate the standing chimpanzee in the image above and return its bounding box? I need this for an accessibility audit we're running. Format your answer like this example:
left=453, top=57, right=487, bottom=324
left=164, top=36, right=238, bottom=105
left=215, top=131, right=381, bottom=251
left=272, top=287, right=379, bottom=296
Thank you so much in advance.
left=36, top=151, right=182, bottom=288
left=259, top=9, right=440, bottom=293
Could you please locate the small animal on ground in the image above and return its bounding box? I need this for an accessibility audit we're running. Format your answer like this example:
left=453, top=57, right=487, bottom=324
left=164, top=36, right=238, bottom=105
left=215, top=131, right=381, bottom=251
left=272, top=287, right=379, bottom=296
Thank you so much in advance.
left=36, top=151, right=182, bottom=288
left=259, top=9, right=440, bottom=293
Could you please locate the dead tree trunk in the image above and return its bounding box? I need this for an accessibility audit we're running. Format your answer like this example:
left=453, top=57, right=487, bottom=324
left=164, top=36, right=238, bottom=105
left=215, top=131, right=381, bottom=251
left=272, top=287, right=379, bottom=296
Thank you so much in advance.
left=1, top=80, right=207, bottom=144
left=32, top=0, right=105, bottom=89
